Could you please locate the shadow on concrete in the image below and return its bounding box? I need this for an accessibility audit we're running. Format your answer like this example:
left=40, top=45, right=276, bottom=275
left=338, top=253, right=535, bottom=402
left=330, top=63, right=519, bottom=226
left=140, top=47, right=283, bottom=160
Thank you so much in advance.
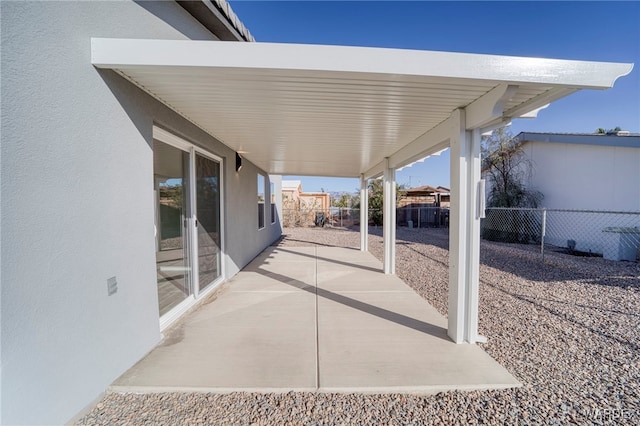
left=272, top=247, right=382, bottom=273
left=252, top=264, right=450, bottom=342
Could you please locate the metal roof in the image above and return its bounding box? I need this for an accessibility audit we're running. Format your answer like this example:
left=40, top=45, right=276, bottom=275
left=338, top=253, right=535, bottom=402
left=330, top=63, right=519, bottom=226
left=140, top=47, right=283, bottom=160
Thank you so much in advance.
left=177, top=0, right=255, bottom=42
left=406, top=185, right=450, bottom=195
left=91, top=38, right=633, bottom=177
left=517, top=132, right=640, bottom=148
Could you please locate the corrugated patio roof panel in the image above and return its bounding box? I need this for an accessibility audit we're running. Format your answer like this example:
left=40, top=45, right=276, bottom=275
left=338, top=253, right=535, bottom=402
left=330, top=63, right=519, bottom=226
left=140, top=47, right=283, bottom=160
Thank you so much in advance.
left=91, top=39, right=633, bottom=177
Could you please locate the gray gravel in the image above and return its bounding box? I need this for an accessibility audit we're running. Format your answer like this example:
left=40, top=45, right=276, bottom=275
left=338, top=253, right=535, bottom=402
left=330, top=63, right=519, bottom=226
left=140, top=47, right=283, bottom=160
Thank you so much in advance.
left=78, top=227, right=640, bottom=425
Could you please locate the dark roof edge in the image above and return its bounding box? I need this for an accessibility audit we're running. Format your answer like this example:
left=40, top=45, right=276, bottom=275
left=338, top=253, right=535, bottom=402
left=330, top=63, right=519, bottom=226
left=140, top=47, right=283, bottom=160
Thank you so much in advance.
left=177, top=0, right=255, bottom=42
left=516, top=132, right=640, bottom=149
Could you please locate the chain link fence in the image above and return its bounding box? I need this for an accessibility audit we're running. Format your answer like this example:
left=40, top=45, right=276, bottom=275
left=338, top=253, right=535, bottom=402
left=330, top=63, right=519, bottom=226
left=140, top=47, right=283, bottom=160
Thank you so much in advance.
left=482, top=208, right=640, bottom=262
left=397, top=207, right=449, bottom=228
left=282, top=206, right=450, bottom=229
left=282, top=208, right=364, bottom=228
left=283, top=206, right=639, bottom=262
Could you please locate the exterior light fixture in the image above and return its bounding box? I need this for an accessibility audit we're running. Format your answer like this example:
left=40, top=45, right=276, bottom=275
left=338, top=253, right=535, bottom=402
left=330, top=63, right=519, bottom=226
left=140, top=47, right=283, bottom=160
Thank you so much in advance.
left=235, top=152, right=243, bottom=172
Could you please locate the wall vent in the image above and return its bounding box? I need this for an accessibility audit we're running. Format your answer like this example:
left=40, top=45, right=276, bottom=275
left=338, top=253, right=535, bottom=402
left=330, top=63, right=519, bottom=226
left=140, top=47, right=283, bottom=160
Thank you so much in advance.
left=107, top=276, right=118, bottom=296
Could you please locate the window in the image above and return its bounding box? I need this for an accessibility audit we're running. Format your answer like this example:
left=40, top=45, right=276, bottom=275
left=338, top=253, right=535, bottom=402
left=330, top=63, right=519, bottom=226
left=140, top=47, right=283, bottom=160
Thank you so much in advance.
left=258, top=174, right=265, bottom=229
left=270, top=182, right=276, bottom=224
left=152, top=126, right=224, bottom=327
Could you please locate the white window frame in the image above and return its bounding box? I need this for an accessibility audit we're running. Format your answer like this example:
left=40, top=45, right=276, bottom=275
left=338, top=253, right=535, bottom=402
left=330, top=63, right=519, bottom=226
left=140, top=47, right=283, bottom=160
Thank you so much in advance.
left=270, top=181, right=276, bottom=224
left=257, top=173, right=265, bottom=230
left=152, top=126, right=225, bottom=331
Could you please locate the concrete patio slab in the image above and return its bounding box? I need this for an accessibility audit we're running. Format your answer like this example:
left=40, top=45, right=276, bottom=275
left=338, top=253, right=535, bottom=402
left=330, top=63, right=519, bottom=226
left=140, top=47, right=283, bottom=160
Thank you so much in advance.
left=112, top=289, right=317, bottom=392
left=111, top=245, right=520, bottom=395
left=239, top=265, right=317, bottom=289
left=316, top=268, right=414, bottom=293
left=317, top=290, right=519, bottom=392
left=315, top=246, right=379, bottom=263
left=228, top=270, right=315, bottom=292
left=251, top=246, right=317, bottom=263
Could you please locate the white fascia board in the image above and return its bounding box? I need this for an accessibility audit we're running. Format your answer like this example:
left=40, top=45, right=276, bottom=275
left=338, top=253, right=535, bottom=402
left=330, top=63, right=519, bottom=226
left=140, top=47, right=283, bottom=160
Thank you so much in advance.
left=388, top=117, right=453, bottom=170
left=91, top=38, right=633, bottom=89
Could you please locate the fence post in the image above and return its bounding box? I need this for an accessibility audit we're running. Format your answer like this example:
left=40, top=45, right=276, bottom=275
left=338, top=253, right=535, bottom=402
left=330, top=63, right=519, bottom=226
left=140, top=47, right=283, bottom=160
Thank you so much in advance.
left=541, top=208, right=547, bottom=263
left=418, top=208, right=421, bottom=229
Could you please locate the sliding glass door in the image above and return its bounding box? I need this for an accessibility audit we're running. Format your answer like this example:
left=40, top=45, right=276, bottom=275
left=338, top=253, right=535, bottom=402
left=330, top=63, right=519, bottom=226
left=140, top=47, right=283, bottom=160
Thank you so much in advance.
left=154, top=140, right=192, bottom=317
left=195, top=153, right=222, bottom=293
left=153, top=128, right=224, bottom=324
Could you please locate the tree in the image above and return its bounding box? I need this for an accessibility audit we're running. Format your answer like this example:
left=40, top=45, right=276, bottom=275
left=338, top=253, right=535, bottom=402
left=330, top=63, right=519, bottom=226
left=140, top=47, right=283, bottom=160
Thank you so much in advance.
left=332, top=193, right=357, bottom=208
left=595, top=126, right=621, bottom=135
left=367, top=179, right=406, bottom=226
left=482, top=127, right=542, bottom=208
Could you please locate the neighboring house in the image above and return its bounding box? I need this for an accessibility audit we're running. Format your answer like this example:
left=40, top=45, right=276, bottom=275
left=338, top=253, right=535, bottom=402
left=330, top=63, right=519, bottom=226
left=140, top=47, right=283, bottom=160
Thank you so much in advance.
left=399, top=185, right=451, bottom=208
left=282, top=180, right=331, bottom=211
left=516, top=132, right=640, bottom=212
left=484, top=131, right=640, bottom=253
left=282, top=180, right=303, bottom=204
left=300, top=192, right=332, bottom=211
left=2, top=1, right=631, bottom=423
left=398, top=185, right=450, bottom=228
left=281, top=180, right=330, bottom=226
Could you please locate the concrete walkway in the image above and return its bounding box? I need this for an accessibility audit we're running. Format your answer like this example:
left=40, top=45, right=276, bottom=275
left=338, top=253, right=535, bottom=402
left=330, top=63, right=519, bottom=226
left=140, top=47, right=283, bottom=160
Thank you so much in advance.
left=112, top=247, right=520, bottom=393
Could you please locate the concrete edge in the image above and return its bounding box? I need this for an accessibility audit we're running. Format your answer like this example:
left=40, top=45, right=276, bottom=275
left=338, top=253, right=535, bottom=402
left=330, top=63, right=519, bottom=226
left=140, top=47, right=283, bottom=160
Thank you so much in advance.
left=64, top=391, right=106, bottom=425
left=107, top=386, right=319, bottom=394
left=317, top=382, right=523, bottom=395
left=108, top=382, right=522, bottom=396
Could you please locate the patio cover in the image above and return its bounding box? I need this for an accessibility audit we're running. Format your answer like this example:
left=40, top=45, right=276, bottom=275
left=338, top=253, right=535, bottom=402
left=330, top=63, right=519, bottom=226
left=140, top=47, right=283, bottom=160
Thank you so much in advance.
left=91, top=38, right=632, bottom=343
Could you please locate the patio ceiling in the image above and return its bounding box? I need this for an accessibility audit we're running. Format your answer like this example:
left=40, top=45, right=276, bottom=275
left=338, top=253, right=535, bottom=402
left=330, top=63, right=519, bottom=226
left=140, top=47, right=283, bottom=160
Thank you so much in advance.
left=91, top=39, right=632, bottom=178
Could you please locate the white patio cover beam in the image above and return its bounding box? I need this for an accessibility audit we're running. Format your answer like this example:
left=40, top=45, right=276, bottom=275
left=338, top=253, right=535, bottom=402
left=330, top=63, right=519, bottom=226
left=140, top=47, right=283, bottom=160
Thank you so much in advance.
left=503, top=87, right=578, bottom=120
left=91, top=39, right=630, bottom=88
left=364, top=161, right=385, bottom=180
left=383, top=159, right=396, bottom=275
left=91, top=38, right=632, bottom=178
left=388, top=117, right=453, bottom=170
left=360, top=175, right=368, bottom=252
left=464, top=83, right=520, bottom=130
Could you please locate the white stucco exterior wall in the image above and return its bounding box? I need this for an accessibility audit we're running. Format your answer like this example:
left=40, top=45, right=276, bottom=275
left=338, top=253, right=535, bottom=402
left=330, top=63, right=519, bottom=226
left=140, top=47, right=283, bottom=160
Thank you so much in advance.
left=524, top=141, right=640, bottom=211
left=521, top=140, right=640, bottom=253
left=1, top=2, right=281, bottom=424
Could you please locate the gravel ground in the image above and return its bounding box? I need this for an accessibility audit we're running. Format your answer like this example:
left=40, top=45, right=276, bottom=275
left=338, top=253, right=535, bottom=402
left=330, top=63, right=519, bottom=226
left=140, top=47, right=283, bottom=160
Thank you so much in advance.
left=78, top=227, right=640, bottom=425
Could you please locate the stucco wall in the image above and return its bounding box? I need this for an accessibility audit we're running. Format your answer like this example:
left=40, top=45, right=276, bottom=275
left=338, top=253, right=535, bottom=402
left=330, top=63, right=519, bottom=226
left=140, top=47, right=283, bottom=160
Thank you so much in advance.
left=524, top=141, right=640, bottom=211
left=1, top=2, right=280, bottom=424
left=519, top=141, right=640, bottom=253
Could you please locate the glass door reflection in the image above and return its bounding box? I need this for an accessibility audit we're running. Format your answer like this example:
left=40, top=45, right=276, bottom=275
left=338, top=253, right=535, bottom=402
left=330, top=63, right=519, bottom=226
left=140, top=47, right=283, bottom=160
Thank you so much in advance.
left=195, top=153, right=221, bottom=293
left=154, top=140, right=192, bottom=316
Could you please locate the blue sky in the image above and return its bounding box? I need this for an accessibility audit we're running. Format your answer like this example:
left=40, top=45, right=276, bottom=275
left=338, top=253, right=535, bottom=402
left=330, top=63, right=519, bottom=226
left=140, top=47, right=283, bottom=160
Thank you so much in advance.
left=230, top=1, right=640, bottom=193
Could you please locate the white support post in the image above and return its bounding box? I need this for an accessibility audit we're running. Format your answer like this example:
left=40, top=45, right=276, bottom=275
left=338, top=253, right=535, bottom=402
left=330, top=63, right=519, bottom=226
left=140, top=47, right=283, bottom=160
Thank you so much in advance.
left=465, top=128, right=483, bottom=344
left=448, top=109, right=483, bottom=344
left=360, top=175, right=368, bottom=252
left=448, top=109, right=468, bottom=343
left=383, top=159, right=396, bottom=274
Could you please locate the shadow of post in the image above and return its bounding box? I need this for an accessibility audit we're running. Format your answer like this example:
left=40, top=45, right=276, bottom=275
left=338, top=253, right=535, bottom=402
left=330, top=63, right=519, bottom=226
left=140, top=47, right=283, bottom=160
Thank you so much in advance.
left=249, top=254, right=450, bottom=342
